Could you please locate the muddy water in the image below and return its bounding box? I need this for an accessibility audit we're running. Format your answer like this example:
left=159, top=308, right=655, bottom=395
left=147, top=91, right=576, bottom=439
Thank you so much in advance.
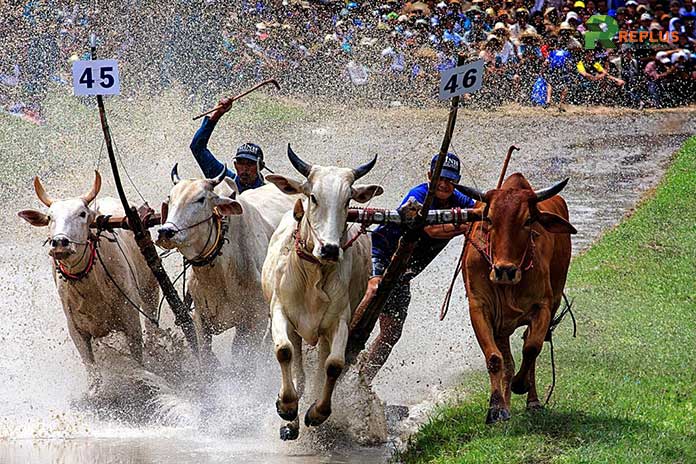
left=1, top=95, right=693, bottom=463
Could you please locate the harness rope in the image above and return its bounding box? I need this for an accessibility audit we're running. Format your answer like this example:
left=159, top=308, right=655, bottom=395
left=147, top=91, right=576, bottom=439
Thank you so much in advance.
left=54, top=239, right=97, bottom=281
left=293, top=203, right=372, bottom=265
left=50, top=228, right=160, bottom=325
left=544, top=292, right=577, bottom=406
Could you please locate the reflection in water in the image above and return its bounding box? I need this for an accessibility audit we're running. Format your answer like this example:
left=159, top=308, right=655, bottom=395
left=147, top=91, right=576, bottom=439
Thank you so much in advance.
left=2, top=437, right=389, bottom=464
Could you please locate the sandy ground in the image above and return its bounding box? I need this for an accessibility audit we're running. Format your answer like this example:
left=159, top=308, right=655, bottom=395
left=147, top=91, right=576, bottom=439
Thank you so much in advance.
left=0, top=93, right=693, bottom=462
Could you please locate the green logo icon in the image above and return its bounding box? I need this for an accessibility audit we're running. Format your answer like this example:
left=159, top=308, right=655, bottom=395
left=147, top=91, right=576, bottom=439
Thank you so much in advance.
left=585, top=15, right=618, bottom=49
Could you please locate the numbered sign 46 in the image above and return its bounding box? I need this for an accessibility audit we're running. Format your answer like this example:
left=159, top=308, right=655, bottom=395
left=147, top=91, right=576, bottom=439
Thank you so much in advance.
left=438, top=59, right=484, bottom=100
left=72, top=60, right=120, bottom=96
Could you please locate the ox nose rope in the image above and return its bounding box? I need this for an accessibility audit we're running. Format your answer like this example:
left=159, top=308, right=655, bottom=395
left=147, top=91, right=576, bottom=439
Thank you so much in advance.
left=293, top=202, right=371, bottom=265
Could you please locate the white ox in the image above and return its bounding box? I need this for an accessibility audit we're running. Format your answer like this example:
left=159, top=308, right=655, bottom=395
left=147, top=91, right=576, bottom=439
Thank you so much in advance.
left=262, top=145, right=383, bottom=440
left=18, top=172, right=159, bottom=392
left=156, top=165, right=297, bottom=367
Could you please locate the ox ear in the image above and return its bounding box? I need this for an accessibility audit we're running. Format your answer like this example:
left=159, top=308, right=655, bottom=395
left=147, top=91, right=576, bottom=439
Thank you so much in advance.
left=536, top=211, right=577, bottom=234
left=213, top=197, right=243, bottom=216
left=160, top=201, right=169, bottom=223
left=266, top=174, right=305, bottom=196
left=18, top=210, right=49, bottom=227
left=351, top=185, right=384, bottom=203
left=293, top=198, right=305, bottom=221
left=223, top=177, right=239, bottom=199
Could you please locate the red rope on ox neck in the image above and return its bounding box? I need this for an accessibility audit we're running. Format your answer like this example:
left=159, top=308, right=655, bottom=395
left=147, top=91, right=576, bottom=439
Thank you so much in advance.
left=55, top=240, right=97, bottom=281
left=341, top=207, right=374, bottom=251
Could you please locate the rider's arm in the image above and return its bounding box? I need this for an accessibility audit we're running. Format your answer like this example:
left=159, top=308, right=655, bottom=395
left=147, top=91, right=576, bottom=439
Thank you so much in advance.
left=189, top=98, right=236, bottom=179
left=423, top=223, right=467, bottom=239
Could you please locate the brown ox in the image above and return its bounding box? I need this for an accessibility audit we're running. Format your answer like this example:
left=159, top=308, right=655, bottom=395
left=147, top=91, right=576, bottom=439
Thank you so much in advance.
left=457, top=173, right=576, bottom=424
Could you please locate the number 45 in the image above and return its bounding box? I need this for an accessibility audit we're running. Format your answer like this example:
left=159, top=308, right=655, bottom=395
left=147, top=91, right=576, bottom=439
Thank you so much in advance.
left=444, top=68, right=478, bottom=94
left=79, top=66, right=115, bottom=89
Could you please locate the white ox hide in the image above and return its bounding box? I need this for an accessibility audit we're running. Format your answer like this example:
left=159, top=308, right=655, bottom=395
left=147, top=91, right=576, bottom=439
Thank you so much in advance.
left=18, top=172, right=159, bottom=392
left=261, top=145, right=383, bottom=441
left=156, top=165, right=297, bottom=367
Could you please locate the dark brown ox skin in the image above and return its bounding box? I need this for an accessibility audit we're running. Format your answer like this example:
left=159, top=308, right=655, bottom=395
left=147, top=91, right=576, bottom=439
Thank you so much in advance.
left=462, top=173, right=576, bottom=424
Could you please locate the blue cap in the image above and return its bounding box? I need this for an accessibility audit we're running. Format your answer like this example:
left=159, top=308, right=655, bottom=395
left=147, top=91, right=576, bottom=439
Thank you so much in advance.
left=430, top=153, right=461, bottom=182
left=235, top=143, right=264, bottom=163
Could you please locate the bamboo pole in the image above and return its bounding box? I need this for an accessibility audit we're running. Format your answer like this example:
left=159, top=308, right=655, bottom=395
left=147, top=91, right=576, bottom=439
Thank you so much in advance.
left=90, top=36, right=198, bottom=354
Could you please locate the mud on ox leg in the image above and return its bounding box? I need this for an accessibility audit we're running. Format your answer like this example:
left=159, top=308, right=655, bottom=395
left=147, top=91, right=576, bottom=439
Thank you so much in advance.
left=470, top=306, right=511, bottom=424
left=304, top=319, right=348, bottom=428
left=272, top=301, right=305, bottom=440
left=511, top=303, right=552, bottom=405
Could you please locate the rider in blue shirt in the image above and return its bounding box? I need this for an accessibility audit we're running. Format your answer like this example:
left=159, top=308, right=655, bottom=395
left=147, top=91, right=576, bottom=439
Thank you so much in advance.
left=361, top=153, right=475, bottom=383
left=190, top=97, right=265, bottom=193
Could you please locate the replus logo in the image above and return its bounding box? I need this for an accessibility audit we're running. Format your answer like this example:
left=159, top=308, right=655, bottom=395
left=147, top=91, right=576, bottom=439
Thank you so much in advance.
left=585, top=15, right=679, bottom=49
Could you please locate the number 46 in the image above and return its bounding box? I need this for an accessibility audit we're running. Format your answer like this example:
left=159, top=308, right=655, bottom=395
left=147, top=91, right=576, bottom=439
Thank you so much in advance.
left=444, top=68, right=478, bottom=94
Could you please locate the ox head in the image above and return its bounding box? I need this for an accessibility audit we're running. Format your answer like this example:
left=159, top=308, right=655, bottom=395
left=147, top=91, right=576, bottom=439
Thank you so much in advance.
left=156, top=164, right=242, bottom=258
left=18, top=172, right=102, bottom=261
left=457, top=174, right=577, bottom=285
left=266, top=144, right=384, bottom=263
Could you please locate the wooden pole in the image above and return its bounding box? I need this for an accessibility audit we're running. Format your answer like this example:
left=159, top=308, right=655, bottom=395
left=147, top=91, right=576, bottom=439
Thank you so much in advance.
left=345, top=54, right=467, bottom=364
left=496, top=145, right=519, bottom=189
left=90, top=36, right=198, bottom=354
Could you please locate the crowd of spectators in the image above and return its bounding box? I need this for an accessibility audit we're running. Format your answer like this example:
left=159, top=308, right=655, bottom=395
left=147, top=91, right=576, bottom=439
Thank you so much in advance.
left=1, top=0, right=694, bottom=124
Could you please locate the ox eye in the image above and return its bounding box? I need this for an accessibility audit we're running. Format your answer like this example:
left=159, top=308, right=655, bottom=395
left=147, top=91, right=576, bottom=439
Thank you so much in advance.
left=79, top=212, right=87, bottom=218
left=196, top=197, right=205, bottom=204
left=524, top=217, right=534, bottom=227
left=310, top=194, right=318, bottom=205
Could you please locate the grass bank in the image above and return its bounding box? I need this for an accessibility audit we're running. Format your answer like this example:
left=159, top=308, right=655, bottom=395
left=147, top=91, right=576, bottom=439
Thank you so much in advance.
left=401, top=137, right=696, bottom=463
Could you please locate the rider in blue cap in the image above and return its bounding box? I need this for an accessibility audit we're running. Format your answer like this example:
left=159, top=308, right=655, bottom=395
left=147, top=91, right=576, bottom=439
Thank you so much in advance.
left=190, top=97, right=266, bottom=193
left=360, top=152, right=475, bottom=384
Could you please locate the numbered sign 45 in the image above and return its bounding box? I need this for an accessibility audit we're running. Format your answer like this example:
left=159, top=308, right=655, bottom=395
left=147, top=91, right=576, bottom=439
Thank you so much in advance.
left=72, top=60, right=120, bottom=96
left=438, top=59, right=484, bottom=100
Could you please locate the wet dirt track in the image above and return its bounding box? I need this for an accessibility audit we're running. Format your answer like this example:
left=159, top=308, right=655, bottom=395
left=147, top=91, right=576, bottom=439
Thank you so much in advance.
left=1, top=97, right=694, bottom=463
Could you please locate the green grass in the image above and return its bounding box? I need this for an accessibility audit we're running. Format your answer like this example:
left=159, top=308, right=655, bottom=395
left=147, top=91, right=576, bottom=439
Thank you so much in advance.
left=400, top=137, right=696, bottom=464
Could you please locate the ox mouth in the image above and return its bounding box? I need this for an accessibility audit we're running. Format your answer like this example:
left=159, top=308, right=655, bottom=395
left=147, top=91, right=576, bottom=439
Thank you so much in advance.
left=49, top=248, right=75, bottom=260
left=155, top=238, right=178, bottom=250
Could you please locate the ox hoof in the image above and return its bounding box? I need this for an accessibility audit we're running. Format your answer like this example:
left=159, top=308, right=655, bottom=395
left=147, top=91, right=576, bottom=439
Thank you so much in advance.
left=485, top=407, right=511, bottom=424
left=526, top=400, right=544, bottom=412
left=279, top=424, right=299, bottom=441
left=276, top=397, right=298, bottom=422
left=304, top=401, right=330, bottom=427
left=511, top=375, right=530, bottom=395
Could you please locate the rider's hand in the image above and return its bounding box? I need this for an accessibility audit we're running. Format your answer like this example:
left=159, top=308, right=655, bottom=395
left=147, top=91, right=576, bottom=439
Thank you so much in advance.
left=209, top=97, right=235, bottom=122
left=367, top=276, right=382, bottom=296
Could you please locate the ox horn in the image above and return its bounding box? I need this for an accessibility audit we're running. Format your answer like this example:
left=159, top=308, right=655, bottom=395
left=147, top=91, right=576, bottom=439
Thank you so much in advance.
left=171, top=163, right=181, bottom=185
left=352, top=154, right=378, bottom=181
left=534, top=178, right=569, bottom=202
left=288, top=144, right=312, bottom=178
left=81, top=170, right=102, bottom=205
left=33, top=176, right=53, bottom=207
left=454, top=184, right=486, bottom=202
left=207, top=164, right=227, bottom=187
